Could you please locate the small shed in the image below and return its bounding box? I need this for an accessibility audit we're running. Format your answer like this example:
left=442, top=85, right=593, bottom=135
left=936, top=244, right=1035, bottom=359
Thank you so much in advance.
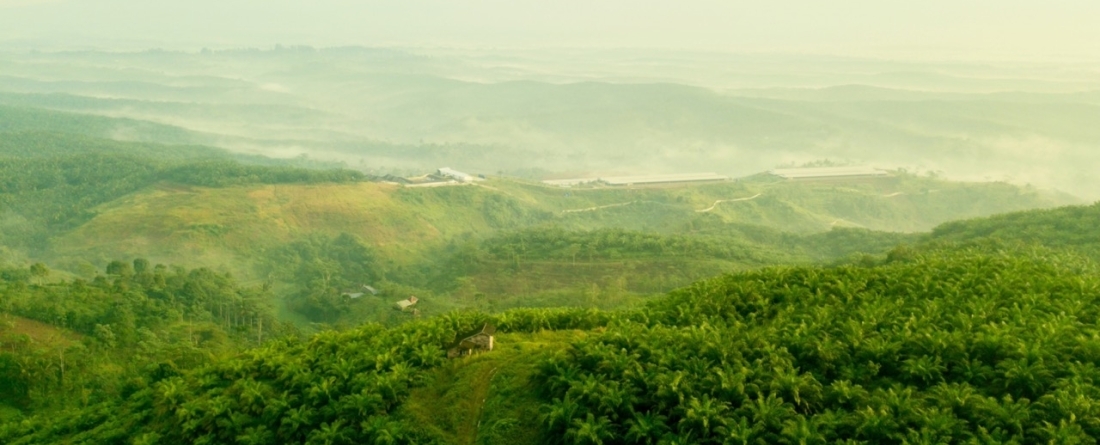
left=395, top=296, right=419, bottom=311
left=343, top=284, right=378, bottom=299
left=447, top=323, right=496, bottom=358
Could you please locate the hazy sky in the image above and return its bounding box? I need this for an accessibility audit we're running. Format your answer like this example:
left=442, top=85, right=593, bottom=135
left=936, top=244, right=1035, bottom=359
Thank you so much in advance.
left=1, top=0, right=1099, bottom=60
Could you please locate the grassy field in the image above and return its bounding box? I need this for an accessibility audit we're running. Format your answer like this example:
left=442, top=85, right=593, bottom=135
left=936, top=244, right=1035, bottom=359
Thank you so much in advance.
left=0, top=314, right=83, bottom=348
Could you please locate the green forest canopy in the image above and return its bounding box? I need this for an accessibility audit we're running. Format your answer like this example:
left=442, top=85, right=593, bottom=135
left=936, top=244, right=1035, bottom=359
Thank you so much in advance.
left=6, top=239, right=1100, bottom=443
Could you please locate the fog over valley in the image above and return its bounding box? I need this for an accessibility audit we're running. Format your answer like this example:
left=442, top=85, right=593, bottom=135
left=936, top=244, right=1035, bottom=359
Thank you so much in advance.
left=3, top=1, right=1098, bottom=196
left=1, top=47, right=1099, bottom=197
left=4, top=3, right=1100, bottom=444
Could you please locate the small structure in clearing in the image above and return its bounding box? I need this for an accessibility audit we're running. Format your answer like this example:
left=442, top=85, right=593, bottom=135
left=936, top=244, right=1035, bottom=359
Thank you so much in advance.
left=395, top=295, right=419, bottom=311
left=447, top=323, right=496, bottom=358
left=342, top=284, right=379, bottom=299
left=436, top=167, right=483, bottom=183
left=401, top=167, right=483, bottom=187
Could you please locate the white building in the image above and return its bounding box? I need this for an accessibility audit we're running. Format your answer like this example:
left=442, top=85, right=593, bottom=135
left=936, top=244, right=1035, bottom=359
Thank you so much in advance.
left=599, top=172, right=728, bottom=186
left=436, top=167, right=482, bottom=182
left=542, top=178, right=597, bottom=187
left=769, top=166, right=887, bottom=180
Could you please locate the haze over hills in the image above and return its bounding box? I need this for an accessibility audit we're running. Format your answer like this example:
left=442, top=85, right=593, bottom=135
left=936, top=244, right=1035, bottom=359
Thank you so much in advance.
left=0, top=121, right=1075, bottom=326
left=0, top=106, right=1080, bottom=328
left=3, top=2, right=1100, bottom=441
left=1, top=48, right=1099, bottom=197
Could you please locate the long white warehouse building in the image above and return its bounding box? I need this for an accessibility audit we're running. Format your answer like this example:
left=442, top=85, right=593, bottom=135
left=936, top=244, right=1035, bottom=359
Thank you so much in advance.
left=769, top=166, right=887, bottom=180
left=599, top=172, right=729, bottom=186
left=543, top=172, right=728, bottom=187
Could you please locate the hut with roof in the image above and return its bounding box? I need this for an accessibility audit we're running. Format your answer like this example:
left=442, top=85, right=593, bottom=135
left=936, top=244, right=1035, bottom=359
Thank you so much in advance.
left=447, top=323, right=496, bottom=358
left=394, top=295, right=419, bottom=311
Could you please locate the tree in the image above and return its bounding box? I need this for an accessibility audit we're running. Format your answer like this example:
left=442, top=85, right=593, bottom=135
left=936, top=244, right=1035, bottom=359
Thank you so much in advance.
left=106, top=260, right=133, bottom=277
left=134, top=258, right=150, bottom=274
left=29, top=262, right=49, bottom=284
left=0, top=353, right=30, bottom=407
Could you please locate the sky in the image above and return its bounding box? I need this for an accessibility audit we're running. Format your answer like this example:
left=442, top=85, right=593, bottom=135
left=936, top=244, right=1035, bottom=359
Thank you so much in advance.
left=1, top=0, right=1099, bottom=60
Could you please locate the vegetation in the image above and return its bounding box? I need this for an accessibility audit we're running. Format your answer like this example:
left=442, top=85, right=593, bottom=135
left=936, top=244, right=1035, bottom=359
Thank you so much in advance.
left=258, top=233, right=382, bottom=323
left=1, top=133, right=1098, bottom=442
left=0, top=131, right=366, bottom=251
left=3, top=46, right=1100, bottom=444
left=537, top=244, right=1100, bottom=444
left=0, top=259, right=288, bottom=419
left=466, top=225, right=919, bottom=266
left=931, top=201, right=1100, bottom=260
left=8, top=240, right=1100, bottom=443
left=1, top=100, right=1096, bottom=443
left=0, top=130, right=1073, bottom=329
left=0, top=302, right=616, bottom=444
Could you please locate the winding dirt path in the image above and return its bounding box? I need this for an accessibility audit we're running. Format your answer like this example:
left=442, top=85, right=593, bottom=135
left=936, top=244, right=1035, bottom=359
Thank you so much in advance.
left=695, top=193, right=762, bottom=213
left=829, top=218, right=867, bottom=228
left=561, top=201, right=638, bottom=214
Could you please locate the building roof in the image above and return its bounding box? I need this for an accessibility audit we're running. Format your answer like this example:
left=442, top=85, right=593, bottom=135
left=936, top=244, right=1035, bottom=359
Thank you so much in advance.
left=600, top=172, right=728, bottom=186
left=437, top=167, right=481, bottom=182
left=769, top=166, right=887, bottom=180
left=542, top=178, right=597, bottom=187
left=447, top=323, right=496, bottom=350
left=395, top=296, right=419, bottom=309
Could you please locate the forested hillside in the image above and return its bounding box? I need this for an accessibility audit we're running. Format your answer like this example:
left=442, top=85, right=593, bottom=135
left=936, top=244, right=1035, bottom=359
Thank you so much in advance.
left=535, top=244, right=1100, bottom=444
left=0, top=119, right=1078, bottom=329
left=930, top=202, right=1100, bottom=260
left=34, top=167, right=1070, bottom=326
left=0, top=130, right=366, bottom=251
left=0, top=259, right=287, bottom=420
left=6, top=241, right=1100, bottom=443
left=0, top=104, right=213, bottom=146
left=1, top=98, right=1096, bottom=443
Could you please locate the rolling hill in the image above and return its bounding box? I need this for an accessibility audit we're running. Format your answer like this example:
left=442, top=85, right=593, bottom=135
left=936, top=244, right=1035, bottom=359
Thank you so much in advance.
left=7, top=236, right=1100, bottom=444
left=1, top=116, right=1098, bottom=443
left=4, top=46, right=1100, bottom=444
left=45, top=171, right=1073, bottom=270
left=31, top=164, right=1074, bottom=325
left=0, top=118, right=1080, bottom=331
